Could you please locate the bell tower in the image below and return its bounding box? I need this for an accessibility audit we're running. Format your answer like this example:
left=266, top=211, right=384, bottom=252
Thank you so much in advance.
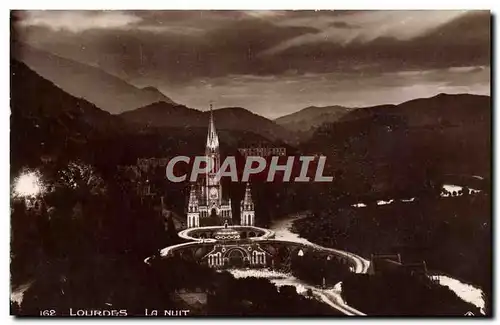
left=240, top=183, right=255, bottom=226
left=187, top=185, right=200, bottom=228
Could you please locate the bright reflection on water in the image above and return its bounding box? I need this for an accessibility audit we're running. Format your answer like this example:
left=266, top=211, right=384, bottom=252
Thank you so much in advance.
left=436, top=275, right=485, bottom=315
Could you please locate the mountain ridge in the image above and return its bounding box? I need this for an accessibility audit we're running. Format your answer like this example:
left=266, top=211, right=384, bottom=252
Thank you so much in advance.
left=274, top=105, right=354, bottom=138
left=301, top=92, right=491, bottom=195
left=12, top=42, right=177, bottom=114
left=119, top=102, right=293, bottom=143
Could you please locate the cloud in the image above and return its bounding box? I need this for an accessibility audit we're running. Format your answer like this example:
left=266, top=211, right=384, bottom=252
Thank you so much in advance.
left=329, top=21, right=358, bottom=29
left=136, top=25, right=205, bottom=36
left=16, top=11, right=142, bottom=33
left=162, top=65, right=490, bottom=118
left=261, top=10, right=470, bottom=55
left=15, top=10, right=490, bottom=80
left=448, top=66, right=488, bottom=73
left=244, top=10, right=287, bottom=19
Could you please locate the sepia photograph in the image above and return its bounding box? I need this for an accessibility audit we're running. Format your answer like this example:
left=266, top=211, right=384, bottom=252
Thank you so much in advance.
left=9, top=9, right=491, bottom=317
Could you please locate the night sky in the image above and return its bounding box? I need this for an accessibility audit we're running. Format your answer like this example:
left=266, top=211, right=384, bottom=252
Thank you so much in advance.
left=13, top=10, right=490, bottom=118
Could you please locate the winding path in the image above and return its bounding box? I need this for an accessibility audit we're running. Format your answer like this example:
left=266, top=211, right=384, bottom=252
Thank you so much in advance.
left=147, top=213, right=369, bottom=316
left=271, top=213, right=486, bottom=315
left=147, top=212, right=485, bottom=315
left=270, top=214, right=370, bottom=274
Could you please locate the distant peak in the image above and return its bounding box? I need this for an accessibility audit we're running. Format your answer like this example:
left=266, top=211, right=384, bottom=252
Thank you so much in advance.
left=303, top=105, right=350, bottom=110
left=433, top=92, right=478, bottom=98
left=218, top=106, right=246, bottom=111
left=141, top=86, right=176, bottom=105
left=142, top=86, right=163, bottom=93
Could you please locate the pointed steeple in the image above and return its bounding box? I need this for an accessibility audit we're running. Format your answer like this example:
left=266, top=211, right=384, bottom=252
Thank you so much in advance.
left=187, top=184, right=200, bottom=228
left=206, top=102, right=219, bottom=150
left=242, top=183, right=253, bottom=209
left=240, top=182, right=255, bottom=226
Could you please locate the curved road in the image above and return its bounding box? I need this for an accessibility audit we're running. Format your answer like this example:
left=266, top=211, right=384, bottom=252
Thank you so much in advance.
left=269, top=214, right=370, bottom=274
left=147, top=213, right=370, bottom=315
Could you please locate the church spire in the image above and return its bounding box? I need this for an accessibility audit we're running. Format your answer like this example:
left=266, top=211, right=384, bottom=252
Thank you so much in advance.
left=206, top=102, right=219, bottom=150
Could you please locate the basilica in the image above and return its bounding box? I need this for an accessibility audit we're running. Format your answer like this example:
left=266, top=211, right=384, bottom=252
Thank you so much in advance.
left=186, top=105, right=255, bottom=228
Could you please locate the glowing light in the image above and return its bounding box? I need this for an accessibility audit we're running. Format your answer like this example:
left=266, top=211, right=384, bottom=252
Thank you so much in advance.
left=352, top=203, right=367, bottom=208
left=13, top=171, right=44, bottom=198
left=377, top=199, right=394, bottom=206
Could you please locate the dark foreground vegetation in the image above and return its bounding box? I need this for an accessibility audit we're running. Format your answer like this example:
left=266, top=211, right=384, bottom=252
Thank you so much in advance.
left=292, top=193, right=491, bottom=315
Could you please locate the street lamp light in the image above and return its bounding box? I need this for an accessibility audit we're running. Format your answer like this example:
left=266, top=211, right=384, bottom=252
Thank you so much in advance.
left=13, top=171, right=44, bottom=198
left=13, top=171, right=46, bottom=209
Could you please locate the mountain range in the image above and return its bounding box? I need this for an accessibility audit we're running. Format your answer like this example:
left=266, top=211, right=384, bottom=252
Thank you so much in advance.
left=119, top=102, right=292, bottom=142
left=12, top=43, right=176, bottom=114
left=337, top=93, right=491, bottom=127
left=10, top=60, right=287, bottom=171
left=302, top=93, right=491, bottom=195
left=274, top=105, right=353, bottom=135
left=13, top=44, right=293, bottom=143
left=11, top=49, right=491, bottom=190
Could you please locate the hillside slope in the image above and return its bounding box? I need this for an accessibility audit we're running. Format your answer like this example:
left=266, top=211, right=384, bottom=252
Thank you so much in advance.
left=13, top=43, right=176, bottom=114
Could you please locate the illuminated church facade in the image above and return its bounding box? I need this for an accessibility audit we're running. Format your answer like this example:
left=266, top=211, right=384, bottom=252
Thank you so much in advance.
left=186, top=105, right=255, bottom=228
